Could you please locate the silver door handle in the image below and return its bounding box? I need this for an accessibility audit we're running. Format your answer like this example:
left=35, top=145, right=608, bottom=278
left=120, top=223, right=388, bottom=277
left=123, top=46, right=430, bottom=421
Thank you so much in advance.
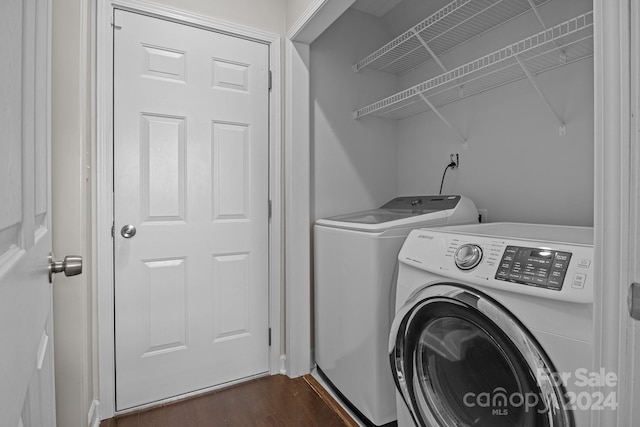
left=49, top=253, right=83, bottom=283
left=121, top=225, right=137, bottom=238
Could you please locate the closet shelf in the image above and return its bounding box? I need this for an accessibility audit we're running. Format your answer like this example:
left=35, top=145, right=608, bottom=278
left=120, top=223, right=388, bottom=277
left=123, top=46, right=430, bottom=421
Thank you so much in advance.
left=354, top=0, right=551, bottom=75
left=353, top=12, right=593, bottom=121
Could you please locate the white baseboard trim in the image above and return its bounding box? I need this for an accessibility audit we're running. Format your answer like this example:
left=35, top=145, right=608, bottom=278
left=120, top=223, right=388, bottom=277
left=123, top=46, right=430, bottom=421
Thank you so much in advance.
left=88, top=399, right=100, bottom=427
left=280, top=354, right=287, bottom=375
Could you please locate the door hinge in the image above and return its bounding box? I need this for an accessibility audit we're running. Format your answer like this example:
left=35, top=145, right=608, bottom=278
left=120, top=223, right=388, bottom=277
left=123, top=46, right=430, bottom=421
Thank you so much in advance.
left=110, top=16, right=122, bottom=30
left=630, top=283, right=640, bottom=321
left=268, top=70, right=272, bottom=91
left=268, top=328, right=272, bottom=346
left=111, top=222, right=115, bottom=238
left=268, top=200, right=272, bottom=219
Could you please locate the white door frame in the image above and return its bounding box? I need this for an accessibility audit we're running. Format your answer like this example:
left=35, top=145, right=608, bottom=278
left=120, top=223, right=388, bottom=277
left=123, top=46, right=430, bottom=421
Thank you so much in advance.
left=284, top=0, right=354, bottom=379
left=592, top=0, right=633, bottom=425
left=95, top=0, right=282, bottom=418
left=625, top=1, right=640, bottom=423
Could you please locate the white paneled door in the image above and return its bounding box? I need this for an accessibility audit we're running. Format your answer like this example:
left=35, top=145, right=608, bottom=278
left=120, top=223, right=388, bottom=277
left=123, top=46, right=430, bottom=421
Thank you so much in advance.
left=113, top=11, right=270, bottom=410
left=0, top=0, right=56, bottom=426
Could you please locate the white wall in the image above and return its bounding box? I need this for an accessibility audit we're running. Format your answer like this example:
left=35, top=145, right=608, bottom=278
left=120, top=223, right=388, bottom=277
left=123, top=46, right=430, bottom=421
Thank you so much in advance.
left=310, top=9, right=398, bottom=220
left=154, top=0, right=286, bottom=35
left=287, top=0, right=317, bottom=32
left=395, top=0, right=594, bottom=226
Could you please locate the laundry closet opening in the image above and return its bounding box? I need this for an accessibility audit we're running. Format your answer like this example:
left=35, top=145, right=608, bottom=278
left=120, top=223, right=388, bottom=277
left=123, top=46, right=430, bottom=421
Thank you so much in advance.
left=308, top=0, right=594, bottom=425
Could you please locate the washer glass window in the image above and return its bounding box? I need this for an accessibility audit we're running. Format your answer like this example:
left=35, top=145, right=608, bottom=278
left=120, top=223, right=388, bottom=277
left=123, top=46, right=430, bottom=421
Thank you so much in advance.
left=391, top=286, right=573, bottom=427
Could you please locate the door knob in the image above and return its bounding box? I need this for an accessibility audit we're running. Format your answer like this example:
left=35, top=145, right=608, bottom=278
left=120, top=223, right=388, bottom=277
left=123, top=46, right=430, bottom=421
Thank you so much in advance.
left=121, top=225, right=137, bottom=238
left=48, top=253, right=83, bottom=283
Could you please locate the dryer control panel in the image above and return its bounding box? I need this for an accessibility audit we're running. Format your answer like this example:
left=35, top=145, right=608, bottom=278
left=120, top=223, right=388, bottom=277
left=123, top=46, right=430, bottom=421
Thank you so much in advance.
left=495, top=246, right=572, bottom=290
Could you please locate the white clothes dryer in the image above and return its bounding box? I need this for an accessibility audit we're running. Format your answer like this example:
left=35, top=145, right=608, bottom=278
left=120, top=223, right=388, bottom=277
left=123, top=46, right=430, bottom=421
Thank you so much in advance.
left=390, top=223, right=595, bottom=427
left=315, top=195, right=478, bottom=426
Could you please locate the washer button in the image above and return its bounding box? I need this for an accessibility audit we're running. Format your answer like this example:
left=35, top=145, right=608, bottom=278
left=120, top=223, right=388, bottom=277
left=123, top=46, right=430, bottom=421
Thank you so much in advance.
left=548, top=278, right=563, bottom=288
left=577, top=259, right=591, bottom=268
left=572, top=273, right=587, bottom=289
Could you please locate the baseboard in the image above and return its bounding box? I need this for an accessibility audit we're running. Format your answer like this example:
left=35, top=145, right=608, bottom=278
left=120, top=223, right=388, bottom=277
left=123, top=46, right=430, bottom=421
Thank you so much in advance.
left=279, top=354, right=287, bottom=374
left=88, top=399, right=100, bottom=427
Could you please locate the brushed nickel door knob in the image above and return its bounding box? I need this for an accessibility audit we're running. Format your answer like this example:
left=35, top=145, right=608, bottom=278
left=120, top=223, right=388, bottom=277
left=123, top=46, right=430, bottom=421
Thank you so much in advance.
left=121, top=224, right=137, bottom=239
left=48, top=253, right=83, bottom=283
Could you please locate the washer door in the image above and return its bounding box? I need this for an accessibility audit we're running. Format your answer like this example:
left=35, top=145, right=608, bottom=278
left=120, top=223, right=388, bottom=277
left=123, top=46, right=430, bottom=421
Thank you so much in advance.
left=390, top=284, right=573, bottom=427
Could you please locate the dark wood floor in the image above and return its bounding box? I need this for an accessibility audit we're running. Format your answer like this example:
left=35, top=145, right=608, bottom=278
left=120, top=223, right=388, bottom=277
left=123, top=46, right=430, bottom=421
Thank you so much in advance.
left=101, top=374, right=359, bottom=427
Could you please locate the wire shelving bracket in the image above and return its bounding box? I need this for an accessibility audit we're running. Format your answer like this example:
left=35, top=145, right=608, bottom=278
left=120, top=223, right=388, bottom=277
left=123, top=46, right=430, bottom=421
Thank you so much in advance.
left=417, top=92, right=468, bottom=149
left=515, top=55, right=566, bottom=135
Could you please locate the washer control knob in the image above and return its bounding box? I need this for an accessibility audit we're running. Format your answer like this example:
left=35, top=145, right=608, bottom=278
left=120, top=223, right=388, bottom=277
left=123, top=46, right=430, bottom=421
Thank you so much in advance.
left=454, top=244, right=483, bottom=270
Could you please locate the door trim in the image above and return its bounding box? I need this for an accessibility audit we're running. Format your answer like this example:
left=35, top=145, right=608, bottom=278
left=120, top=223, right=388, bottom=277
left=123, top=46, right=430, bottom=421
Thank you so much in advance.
left=284, top=0, right=353, bottom=380
left=95, top=0, right=282, bottom=419
left=592, top=1, right=632, bottom=426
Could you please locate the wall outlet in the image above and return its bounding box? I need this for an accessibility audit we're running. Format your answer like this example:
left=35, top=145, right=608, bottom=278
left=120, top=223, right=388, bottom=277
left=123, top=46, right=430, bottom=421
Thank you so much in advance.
left=450, top=153, right=459, bottom=168
left=477, top=209, right=488, bottom=223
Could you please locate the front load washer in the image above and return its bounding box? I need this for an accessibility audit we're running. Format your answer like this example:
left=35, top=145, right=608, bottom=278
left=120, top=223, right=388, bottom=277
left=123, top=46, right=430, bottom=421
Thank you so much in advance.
left=315, top=195, right=478, bottom=426
left=389, top=223, right=595, bottom=427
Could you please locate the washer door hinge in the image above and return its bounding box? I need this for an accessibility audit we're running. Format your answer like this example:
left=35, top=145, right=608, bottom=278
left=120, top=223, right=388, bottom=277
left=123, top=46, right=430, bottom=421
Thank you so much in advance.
left=268, top=328, right=272, bottom=346
left=268, top=200, right=272, bottom=220
left=111, top=222, right=115, bottom=238
left=268, top=70, right=272, bottom=91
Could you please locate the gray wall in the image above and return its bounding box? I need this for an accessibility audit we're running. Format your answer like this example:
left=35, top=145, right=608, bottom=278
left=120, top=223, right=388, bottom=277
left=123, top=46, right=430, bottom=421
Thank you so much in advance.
left=311, top=9, right=398, bottom=220
left=397, top=59, right=594, bottom=225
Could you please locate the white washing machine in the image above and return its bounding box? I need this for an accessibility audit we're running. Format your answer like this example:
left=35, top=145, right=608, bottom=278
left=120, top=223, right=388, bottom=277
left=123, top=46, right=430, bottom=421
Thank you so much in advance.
left=315, top=195, right=479, bottom=426
left=390, top=223, right=595, bottom=427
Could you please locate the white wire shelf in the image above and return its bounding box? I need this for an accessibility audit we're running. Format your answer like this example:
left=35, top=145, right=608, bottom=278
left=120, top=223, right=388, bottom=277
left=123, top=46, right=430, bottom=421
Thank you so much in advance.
left=353, top=0, right=551, bottom=75
left=353, top=12, right=593, bottom=121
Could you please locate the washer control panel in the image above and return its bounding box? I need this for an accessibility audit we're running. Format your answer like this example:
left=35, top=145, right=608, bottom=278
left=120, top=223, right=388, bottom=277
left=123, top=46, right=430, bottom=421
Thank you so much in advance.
left=495, top=246, right=572, bottom=290
left=399, top=224, right=594, bottom=303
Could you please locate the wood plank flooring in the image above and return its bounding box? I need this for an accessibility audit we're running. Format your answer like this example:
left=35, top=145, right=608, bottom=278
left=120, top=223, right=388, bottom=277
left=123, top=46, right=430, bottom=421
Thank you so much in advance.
left=101, top=374, right=359, bottom=427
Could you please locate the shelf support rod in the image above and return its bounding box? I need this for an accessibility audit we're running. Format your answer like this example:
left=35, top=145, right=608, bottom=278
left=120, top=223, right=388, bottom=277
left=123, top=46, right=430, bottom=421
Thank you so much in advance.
left=414, top=32, right=448, bottom=73
left=417, top=92, right=468, bottom=149
left=414, top=32, right=465, bottom=96
left=527, top=0, right=566, bottom=61
left=515, top=55, right=566, bottom=135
